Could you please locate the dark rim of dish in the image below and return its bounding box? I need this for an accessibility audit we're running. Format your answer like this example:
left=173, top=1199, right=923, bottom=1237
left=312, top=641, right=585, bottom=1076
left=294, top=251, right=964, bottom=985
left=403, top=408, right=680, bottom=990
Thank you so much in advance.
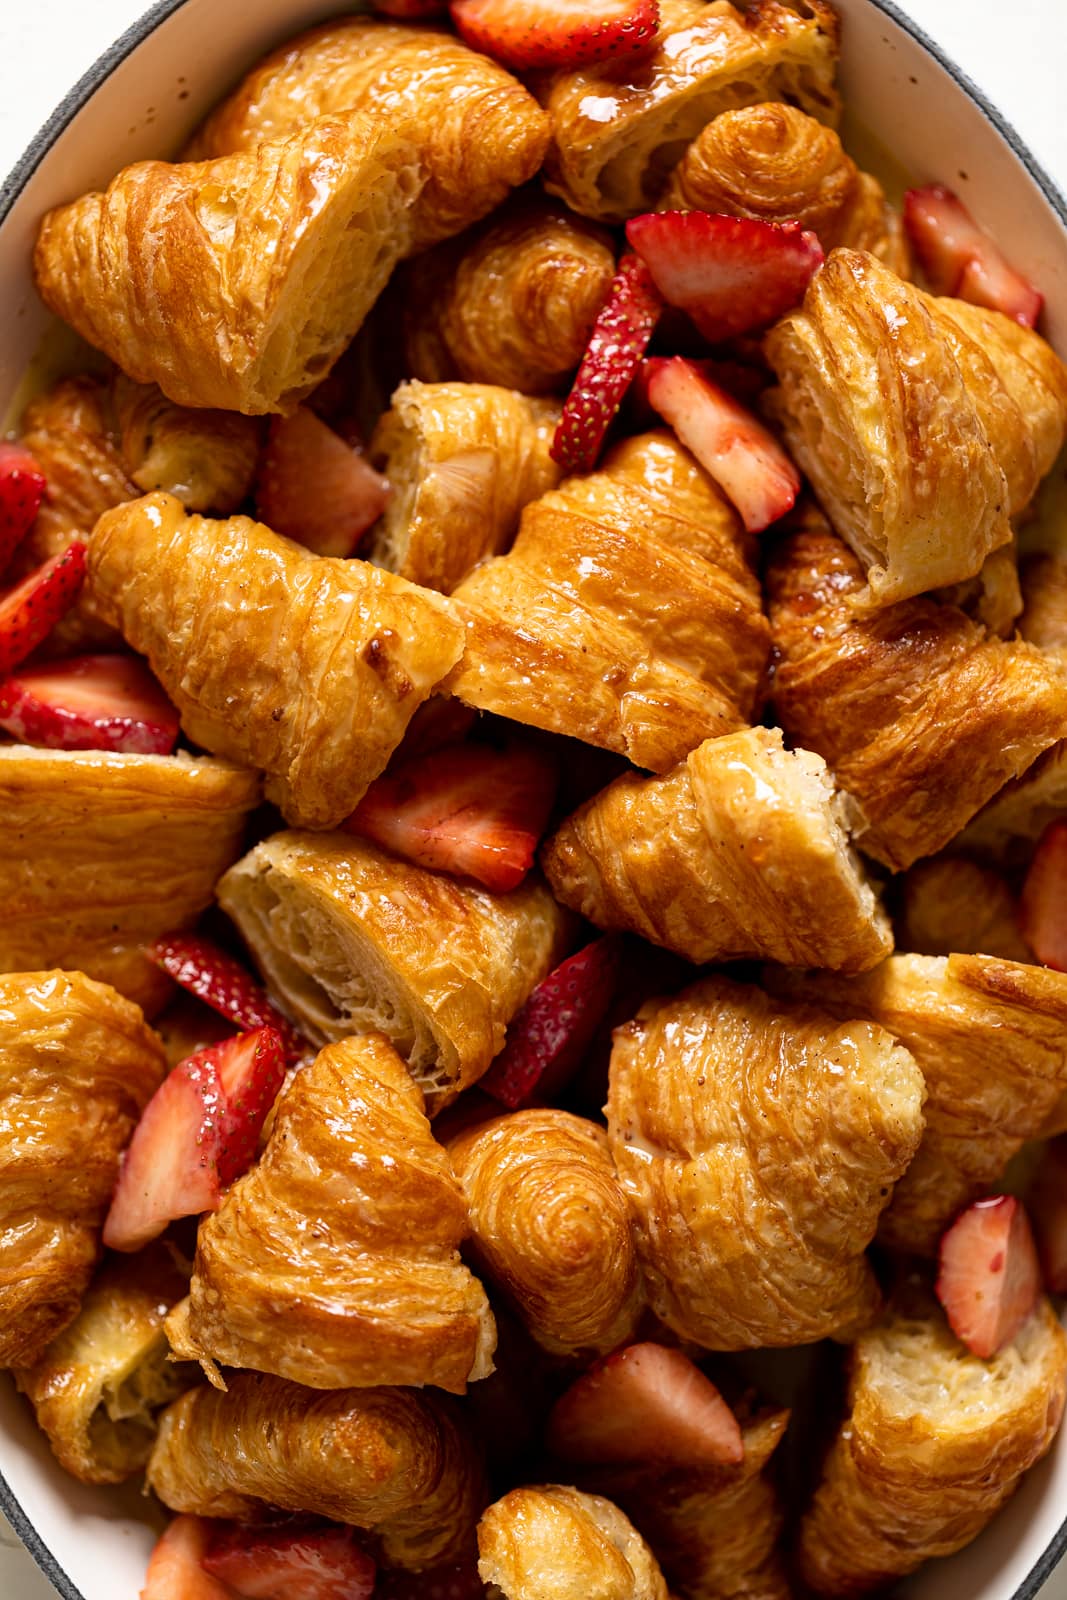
left=0, top=1, right=1066, bottom=1597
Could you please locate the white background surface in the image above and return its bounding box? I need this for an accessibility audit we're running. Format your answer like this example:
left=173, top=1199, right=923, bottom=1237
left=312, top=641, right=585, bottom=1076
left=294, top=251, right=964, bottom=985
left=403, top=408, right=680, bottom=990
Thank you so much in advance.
left=2, top=1, right=1067, bottom=1596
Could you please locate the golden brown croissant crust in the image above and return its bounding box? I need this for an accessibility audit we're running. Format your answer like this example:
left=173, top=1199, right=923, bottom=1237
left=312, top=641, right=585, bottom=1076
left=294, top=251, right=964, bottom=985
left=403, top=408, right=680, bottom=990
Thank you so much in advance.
left=542, top=725, right=890, bottom=973
left=109, top=374, right=262, bottom=513
left=607, top=975, right=925, bottom=1350
left=959, top=740, right=1067, bottom=863
left=1020, top=550, right=1067, bottom=657
left=448, top=1109, right=643, bottom=1359
left=89, top=492, right=464, bottom=830
left=186, top=17, right=549, bottom=251
left=0, top=971, right=166, bottom=1369
left=896, top=857, right=1031, bottom=963
left=367, top=380, right=562, bottom=594
left=934, top=543, right=1024, bottom=640
left=167, top=1033, right=495, bottom=1392
left=765, top=516, right=1067, bottom=871
left=478, top=1485, right=668, bottom=1600
left=35, top=111, right=424, bottom=415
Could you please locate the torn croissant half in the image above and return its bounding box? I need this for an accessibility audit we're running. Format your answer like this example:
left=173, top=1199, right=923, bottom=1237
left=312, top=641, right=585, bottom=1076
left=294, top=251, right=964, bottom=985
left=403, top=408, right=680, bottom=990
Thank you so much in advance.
left=478, top=1485, right=668, bottom=1600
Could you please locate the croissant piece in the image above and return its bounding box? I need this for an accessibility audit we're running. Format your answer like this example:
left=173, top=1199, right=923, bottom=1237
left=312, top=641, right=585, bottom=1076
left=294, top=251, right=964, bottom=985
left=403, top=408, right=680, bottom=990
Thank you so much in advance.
left=607, top=975, right=925, bottom=1349
left=16, top=1243, right=192, bottom=1484
left=366, top=381, right=562, bottom=594
left=538, top=0, right=840, bottom=223
left=89, top=493, right=464, bottom=830
left=0, top=971, right=166, bottom=1368
left=217, top=831, right=572, bottom=1113
left=767, top=955, right=1067, bottom=1254
left=0, top=747, right=259, bottom=1015
left=110, top=374, right=262, bottom=513
left=765, top=515, right=1067, bottom=871
left=448, top=1110, right=643, bottom=1359
left=765, top=251, right=1067, bottom=602
left=934, top=543, right=1024, bottom=639
left=797, top=1294, right=1067, bottom=1595
left=896, top=857, right=1031, bottom=963
left=542, top=725, right=891, bottom=973
left=147, top=1371, right=486, bottom=1571
left=1020, top=550, right=1067, bottom=657
left=35, top=112, right=424, bottom=415
left=478, top=1485, right=668, bottom=1600
left=958, top=742, right=1067, bottom=863
left=186, top=17, right=549, bottom=251
left=448, top=432, right=770, bottom=772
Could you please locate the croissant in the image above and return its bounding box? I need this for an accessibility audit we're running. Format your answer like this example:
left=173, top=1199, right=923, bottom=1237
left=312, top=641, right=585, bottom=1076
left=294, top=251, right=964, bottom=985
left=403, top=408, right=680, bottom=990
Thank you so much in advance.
left=607, top=975, right=925, bottom=1349
left=401, top=196, right=616, bottom=394
left=35, top=111, right=425, bottom=415
left=448, top=1110, right=643, bottom=1359
left=766, top=955, right=1067, bottom=1254
left=797, top=1293, right=1067, bottom=1595
left=16, top=1243, right=192, bottom=1484
left=186, top=17, right=549, bottom=250
left=1020, top=550, right=1067, bottom=657
left=147, top=1372, right=486, bottom=1570
left=933, top=543, right=1024, bottom=639
left=958, top=741, right=1067, bottom=863
left=217, top=831, right=572, bottom=1113
left=477, top=1485, right=668, bottom=1600
left=448, top=432, right=771, bottom=772
left=88, top=493, right=464, bottom=830
left=166, top=1033, right=495, bottom=1392
left=764, top=250, right=1067, bottom=602
left=0, top=971, right=166, bottom=1368
left=0, top=747, right=260, bottom=1016
left=537, top=0, right=840, bottom=222
left=542, top=725, right=891, bottom=973
left=110, top=374, right=262, bottom=513
left=366, top=381, right=562, bottom=594
left=765, top=514, right=1067, bottom=871
left=896, top=857, right=1031, bottom=963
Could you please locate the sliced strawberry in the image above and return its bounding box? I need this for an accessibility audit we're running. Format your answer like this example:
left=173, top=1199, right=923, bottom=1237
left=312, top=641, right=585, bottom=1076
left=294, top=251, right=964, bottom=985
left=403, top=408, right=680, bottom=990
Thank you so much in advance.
left=626, top=212, right=823, bottom=344
left=150, top=935, right=306, bottom=1064
left=256, top=406, right=390, bottom=559
left=345, top=740, right=558, bottom=894
left=0, top=541, right=86, bottom=675
left=936, top=1195, right=1042, bottom=1359
left=1028, top=1138, right=1067, bottom=1294
left=142, top=1516, right=233, bottom=1600
left=0, top=652, right=179, bottom=754
left=645, top=356, right=799, bottom=533
left=552, top=254, right=662, bottom=475
left=202, top=1521, right=376, bottom=1600
left=0, top=442, right=46, bottom=577
left=547, top=1342, right=744, bottom=1470
left=450, top=0, right=658, bottom=70
left=198, top=1027, right=287, bottom=1185
left=372, top=0, right=448, bottom=14
left=903, top=186, right=1042, bottom=326
left=479, top=935, right=621, bottom=1109
left=1020, top=820, right=1067, bottom=971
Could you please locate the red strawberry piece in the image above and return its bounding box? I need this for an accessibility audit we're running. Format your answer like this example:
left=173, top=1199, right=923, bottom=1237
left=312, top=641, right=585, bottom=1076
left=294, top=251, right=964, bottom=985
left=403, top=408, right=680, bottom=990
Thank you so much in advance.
left=256, top=406, right=390, bottom=558
left=479, top=935, right=621, bottom=1109
left=0, top=442, right=46, bottom=577
left=202, top=1521, right=376, bottom=1600
left=0, top=540, right=86, bottom=675
left=450, top=0, right=659, bottom=71
left=936, top=1194, right=1042, bottom=1359
left=346, top=739, right=558, bottom=894
left=198, top=1026, right=287, bottom=1185
left=547, top=1342, right=744, bottom=1469
left=903, top=185, right=1042, bottom=326
left=645, top=356, right=799, bottom=533
left=552, top=254, right=663, bottom=475
left=376, top=1561, right=485, bottom=1600
left=0, top=652, right=179, bottom=754
left=372, top=0, right=448, bottom=14
left=1020, top=820, right=1067, bottom=971
left=150, top=934, right=306, bottom=1064
left=627, top=211, right=824, bottom=343
left=1028, top=1138, right=1067, bottom=1294
left=142, top=1516, right=233, bottom=1600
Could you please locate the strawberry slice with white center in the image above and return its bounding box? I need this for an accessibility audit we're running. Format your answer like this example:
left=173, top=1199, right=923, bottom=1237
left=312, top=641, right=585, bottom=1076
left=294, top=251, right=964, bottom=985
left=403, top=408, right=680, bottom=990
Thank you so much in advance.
left=0, top=652, right=180, bottom=754
left=256, top=406, right=390, bottom=559
left=1028, top=1138, right=1067, bottom=1295
left=903, top=185, right=1042, bottom=327
left=199, top=1026, right=287, bottom=1185
left=936, top=1194, right=1042, bottom=1359
left=450, top=0, right=659, bottom=71
left=376, top=1562, right=485, bottom=1600
left=547, top=1342, right=745, bottom=1470
left=0, top=540, right=86, bottom=675
left=150, top=934, right=307, bottom=1064
left=142, top=1516, right=233, bottom=1600
left=552, top=253, right=663, bottom=475
left=645, top=356, right=799, bottom=533
left=1019, top=820, right=1067, bottom=971
left=0, top=442, right=46, bottom=577
left=626, top=211, right=824, bottom=343
left=479, top=935, right=621, bottom=1109
left=201, top=1520, right=376, bottom=1600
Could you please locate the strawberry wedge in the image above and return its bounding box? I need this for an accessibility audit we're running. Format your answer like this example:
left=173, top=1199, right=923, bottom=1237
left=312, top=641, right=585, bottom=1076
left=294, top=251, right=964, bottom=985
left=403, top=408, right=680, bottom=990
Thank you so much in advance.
left=150, top=934, right=306, bottom=1064
left=376, top=1562, right=485, bottom=1600
left=0, top=441, right=46, bottom=577
left=645, top=357, right=799, bottom=533
left=345, top=740, right=558, bottom=893
left=450, top=0, right=659, bottom=71
left=552, top=254, right=663, bottom=475
left=936, top=1195, right=1042, bottom=1359
left=1029, top=1138, right=1067, bottom=1295
left=0, top=653, right=179, bottom=754
left=201, top=1026, right=287, bottom=1185
left=1019, top=820, right=1067, bottom=971
left=202, top=1521, right=376, bottom=1600
left=548, top=1342, right=744, bottom=1469
left=256, top=406, right=390, bottom=558
left=0, top=541, right=86, bottom=675
left=627, top=212, right=824, bottom=343
left=142, top=1516, right=233, bottom=1600
left=903, top=185, right=1042, bottom=326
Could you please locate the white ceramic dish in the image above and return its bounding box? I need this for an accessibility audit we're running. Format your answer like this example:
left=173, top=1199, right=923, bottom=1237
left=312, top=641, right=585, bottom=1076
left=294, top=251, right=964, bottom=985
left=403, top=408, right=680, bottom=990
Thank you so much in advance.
left=2, top=2, right=1067, bottom=1596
